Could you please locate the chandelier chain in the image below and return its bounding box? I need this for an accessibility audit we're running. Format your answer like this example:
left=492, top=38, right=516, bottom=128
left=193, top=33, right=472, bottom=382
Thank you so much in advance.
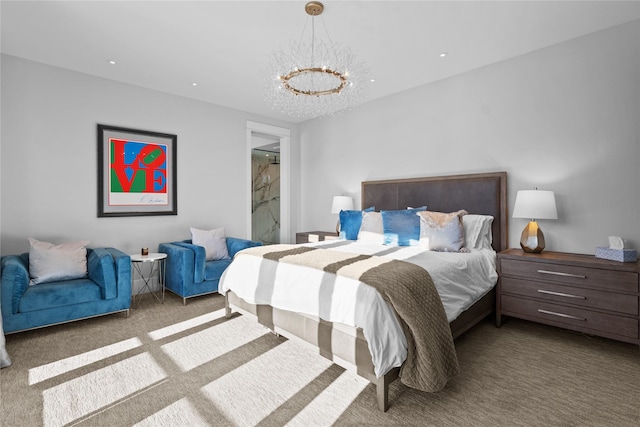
left=311, top=15, right=316, bottom=90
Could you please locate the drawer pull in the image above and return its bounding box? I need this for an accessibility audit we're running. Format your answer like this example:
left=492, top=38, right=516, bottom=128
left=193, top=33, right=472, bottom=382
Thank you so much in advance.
left=537, top=269, right=586, bottom=279
left=537, top=289, right=586, bottom=300
left=537, top=309, right=586, bottom=321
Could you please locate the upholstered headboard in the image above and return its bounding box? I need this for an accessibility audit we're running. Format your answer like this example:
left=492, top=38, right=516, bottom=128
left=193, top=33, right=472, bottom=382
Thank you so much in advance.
left=361, top=172, right=508, bottom=252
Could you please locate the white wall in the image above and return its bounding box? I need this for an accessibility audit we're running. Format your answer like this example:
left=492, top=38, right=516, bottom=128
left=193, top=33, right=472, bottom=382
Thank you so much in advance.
left=2, top=20, right=639, bottom=258
left=299, top=20, right=640, bottom=255
left=0, top=55, right=299, bottom=256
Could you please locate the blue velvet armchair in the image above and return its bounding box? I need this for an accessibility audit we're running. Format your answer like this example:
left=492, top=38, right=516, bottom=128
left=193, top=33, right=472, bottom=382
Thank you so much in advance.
left=1, top=248, right=131, bottom=334
left=159, top=237, right=262, bottom=304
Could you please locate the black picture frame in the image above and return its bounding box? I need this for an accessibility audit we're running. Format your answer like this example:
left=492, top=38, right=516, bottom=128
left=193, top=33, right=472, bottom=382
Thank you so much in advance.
left=97, top=124, right=177, bottom=217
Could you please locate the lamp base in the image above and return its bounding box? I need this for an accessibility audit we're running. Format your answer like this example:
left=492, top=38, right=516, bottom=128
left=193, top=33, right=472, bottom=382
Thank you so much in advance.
left=520, top=221, right=546, bottom=253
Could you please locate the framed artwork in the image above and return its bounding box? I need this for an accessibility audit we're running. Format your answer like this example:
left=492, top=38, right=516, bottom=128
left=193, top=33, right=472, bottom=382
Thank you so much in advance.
left=97, top=124, right=177, bottom=217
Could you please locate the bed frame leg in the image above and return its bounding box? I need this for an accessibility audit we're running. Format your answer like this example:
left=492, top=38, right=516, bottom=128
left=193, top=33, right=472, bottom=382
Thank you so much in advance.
left=376, top=378, right=390, bottom=412
left=224, top=292, right=232, bottom=319
left=376, top=367, right=399, bottom=412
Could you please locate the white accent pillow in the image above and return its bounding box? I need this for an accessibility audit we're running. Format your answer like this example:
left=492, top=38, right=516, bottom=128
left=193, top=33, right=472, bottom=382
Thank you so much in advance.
left=28, top=238, right=90, bottom=285
left=417, top=210, right=467, bottom=252
left=0, top=304, right=11, bottom=368
left=462, top=214, right=494, bottom=250
left=357, top=211, right=384, bottom=244
left=190, top=227, right=230, bottom=261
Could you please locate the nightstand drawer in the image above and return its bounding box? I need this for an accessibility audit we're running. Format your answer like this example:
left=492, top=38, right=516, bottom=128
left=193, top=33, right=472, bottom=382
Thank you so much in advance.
left=501, top=295, right=639, bottom=339
left=501, top=259, right=638, bottom=293
left=501, top=277, right=639, bottom=315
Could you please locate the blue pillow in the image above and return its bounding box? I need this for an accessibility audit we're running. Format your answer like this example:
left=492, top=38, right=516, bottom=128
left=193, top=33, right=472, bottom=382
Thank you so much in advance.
left=381, top=206, right=427, bottom=246
left=339, top=206, right=375, bottom=240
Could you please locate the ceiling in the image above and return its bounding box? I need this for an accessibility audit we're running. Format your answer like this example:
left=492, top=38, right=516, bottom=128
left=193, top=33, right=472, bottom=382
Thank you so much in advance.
left=2, top=1, right=639, bottom=123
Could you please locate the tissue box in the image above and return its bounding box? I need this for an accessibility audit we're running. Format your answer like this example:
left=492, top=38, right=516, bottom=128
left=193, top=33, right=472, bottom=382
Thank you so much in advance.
left=595, top=247, right=637, bottom=263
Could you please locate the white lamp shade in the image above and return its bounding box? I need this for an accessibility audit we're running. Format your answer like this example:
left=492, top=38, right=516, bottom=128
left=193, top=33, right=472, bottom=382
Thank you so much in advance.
left=512, top=190, right=558, bottom=220
left=331, top=196, right=354, bottom=214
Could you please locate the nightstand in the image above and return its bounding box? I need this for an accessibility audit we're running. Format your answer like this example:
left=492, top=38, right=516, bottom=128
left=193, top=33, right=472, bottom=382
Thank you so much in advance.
left=296, top=231, right=339, bottom=244
left=497, top=249, right=639, bottom=346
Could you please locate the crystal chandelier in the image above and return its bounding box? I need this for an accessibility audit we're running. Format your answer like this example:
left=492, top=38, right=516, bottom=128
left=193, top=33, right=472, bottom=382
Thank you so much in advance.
left=266, top=1, right=368, bottom=119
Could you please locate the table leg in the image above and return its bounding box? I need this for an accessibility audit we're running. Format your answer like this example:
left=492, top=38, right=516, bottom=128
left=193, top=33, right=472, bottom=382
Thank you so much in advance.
left=132, top=260, right=162, bottom=307
left=160, top=258, right=166, bottom=303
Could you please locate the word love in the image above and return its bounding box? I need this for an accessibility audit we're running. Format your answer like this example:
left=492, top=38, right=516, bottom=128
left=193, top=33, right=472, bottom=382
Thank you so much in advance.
left=110, top=139, right=167, bottom=193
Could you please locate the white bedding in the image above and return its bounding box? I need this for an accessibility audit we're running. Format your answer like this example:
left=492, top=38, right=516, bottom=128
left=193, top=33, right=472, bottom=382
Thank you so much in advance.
left=218, top=240, right=497, bottom=378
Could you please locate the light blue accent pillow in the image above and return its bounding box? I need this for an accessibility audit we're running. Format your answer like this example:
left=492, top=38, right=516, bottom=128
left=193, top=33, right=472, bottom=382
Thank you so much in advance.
left=381, top=206, right=427, bottom=246
left=339, top=206, right=375, bottom=240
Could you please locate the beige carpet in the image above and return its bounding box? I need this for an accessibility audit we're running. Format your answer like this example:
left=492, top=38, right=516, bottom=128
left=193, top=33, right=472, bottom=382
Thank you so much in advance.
left=1, top=292, right=638, bottom=427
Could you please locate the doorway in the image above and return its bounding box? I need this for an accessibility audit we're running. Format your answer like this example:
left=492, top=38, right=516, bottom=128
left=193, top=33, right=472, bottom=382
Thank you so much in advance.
left=251, top=140, right=280, bottom=244
left=246, top=121, right=290, bottom=244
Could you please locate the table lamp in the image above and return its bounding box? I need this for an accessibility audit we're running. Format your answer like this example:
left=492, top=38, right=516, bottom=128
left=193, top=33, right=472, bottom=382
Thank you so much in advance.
left=331, top=196, right=354, bottom=234
left=512, top=189, right=558, bottom=253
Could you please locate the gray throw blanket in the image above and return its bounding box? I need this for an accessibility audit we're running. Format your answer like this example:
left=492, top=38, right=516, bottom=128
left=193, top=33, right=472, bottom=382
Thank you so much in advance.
left=236, top=244, right=460, bottom=392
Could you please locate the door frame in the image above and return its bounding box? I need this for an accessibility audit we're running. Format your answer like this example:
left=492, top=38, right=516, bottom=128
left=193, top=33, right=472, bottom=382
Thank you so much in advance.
left=246, top=121, right=291, bottom=244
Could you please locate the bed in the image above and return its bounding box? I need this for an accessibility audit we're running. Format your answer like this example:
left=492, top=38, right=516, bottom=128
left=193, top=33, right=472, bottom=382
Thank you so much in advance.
left=221, top=171, right=508, bottom=411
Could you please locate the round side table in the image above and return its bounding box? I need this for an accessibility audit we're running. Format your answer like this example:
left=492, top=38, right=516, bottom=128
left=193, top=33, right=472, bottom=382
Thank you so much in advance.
left=130, top=252, right=167, bottom=308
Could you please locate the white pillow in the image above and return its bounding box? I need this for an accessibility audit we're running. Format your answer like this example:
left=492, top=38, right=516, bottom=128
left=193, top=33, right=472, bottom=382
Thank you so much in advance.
left=0, top=323, right=10, bottom=368
left=462, top=215, right=494, bottom=250
left=357, top=211, right=384, bottom=244
left=417, top=210, right=467, bottom=252
left=190, top=227, right=230, bottom=261
left=28, top=238, right=90, bottom=285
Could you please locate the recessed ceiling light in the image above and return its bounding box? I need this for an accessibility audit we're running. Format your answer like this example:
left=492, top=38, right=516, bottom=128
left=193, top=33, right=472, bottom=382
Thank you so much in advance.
left=439, top=52, right=448, bottom=58
left=370, top=79, right=376, bottom=83
left=107, top=60, right=116, bottom=65
left=191, top=82, right=198, bottom=87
